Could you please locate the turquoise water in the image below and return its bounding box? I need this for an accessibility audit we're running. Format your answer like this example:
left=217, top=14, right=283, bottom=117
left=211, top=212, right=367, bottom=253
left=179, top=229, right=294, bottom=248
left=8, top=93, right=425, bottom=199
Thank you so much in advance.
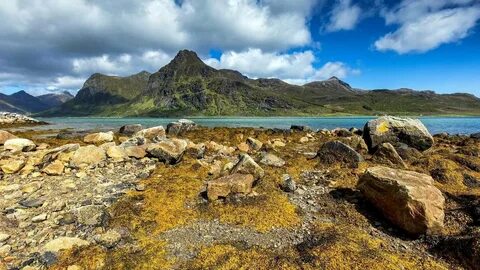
left=33, top=117, right=480, bottom=135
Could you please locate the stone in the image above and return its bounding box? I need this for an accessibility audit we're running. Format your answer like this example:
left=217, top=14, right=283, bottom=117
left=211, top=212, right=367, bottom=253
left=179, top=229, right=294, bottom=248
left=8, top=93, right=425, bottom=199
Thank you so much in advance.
left=135, top=126, right=166, bottom=140
left=246, top=137, right=263, bottom=151
left=237, top=142, right=249, bottom=152
left=120, top=136, right=146, bottom=147
left=70, top=145, right=106, bottom=168
left=83, top=131, right=114, bottom=144
left=124, top=146, right=147, bottom=159
left=19, top=197, right=45, bottom=208
left=0, top=158, right=26, bottom=174
left=186, top=141, right=206, bottom=159
left=299, top=137, right=309, bottom=143
left=271, top=140, right=286, bottom=148
left=0, top=233, right=10, bottom=242
left=32, top=213, right=48, bottom=222
left=230, top=153, right=264, bottom=180
left=339, top=136, right=368, bottom=153
left=0, top=130, right=17, bottom=145
left=206, top=173, right=255, bottom=200
left=260, top=153, right=285, bottom=167
left=42, top=144, right=80, bottom=164
left=146, top=138, right=187, bottom=164
left=166, top=119, right=196, bottom=135
left=317, top=141, right=363, bottom=168
left=119, top=124, right=143, bottom=135
left=471, top=132, right=480, bottom=139
left=363, top=116, right=434, bottom=151
left=74, top=205, right=108, bottom=226
left=43, top=160, right=65, bottom=175
left=281, top=174, right=297, bottom=192
left=94, top=229, right=122, bottom=248
left=42, top=237, right=90, bottom=253
left=291, top=125, right=312, bottom=132
left=357, top=166, right=445, bottom=235
left=106, top=145, right=127, bottom=160
left=333, top=128, right=353, bottom=137
left=372, top=143, right=407, bottom=168
left=0, top=245, right=11, bottom=256
left=4, top=138, right=36, bottom=152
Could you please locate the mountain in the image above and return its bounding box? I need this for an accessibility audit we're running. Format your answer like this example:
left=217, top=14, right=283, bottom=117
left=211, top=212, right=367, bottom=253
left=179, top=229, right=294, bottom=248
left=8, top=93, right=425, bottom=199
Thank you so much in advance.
left=37, top=91, right=74, bottom=107
left=40, top=50, right=480, bottom=116
left=0, top=91, right=51, bottom=113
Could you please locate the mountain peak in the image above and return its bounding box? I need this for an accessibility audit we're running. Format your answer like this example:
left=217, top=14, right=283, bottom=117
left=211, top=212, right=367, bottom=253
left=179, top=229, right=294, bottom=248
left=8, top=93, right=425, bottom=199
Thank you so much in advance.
left=171, top=50, right=204, bottom=65
left=155, top=49, right=216, bottom=78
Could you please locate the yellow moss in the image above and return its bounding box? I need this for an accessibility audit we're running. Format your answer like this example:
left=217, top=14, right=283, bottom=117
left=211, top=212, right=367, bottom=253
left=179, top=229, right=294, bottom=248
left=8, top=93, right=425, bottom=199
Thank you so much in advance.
left=376, top=121, right=390, bottom=133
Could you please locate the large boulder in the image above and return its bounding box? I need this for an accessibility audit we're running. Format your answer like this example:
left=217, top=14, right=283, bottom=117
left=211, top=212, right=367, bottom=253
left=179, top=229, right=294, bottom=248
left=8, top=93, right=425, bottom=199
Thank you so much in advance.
left=0, top=130, right=17, bottom=145
left=357, top=166, right=445, bottom=235
left=206, top=173, right=255, bottom=201
left=70, top=145, right=106, bottom=167
left=4, top=138, right=36, bottom=152
left=146, top=138, right=187, bottom=164
left=363, top=116, right=434, bottom=151
left=317, top=141, right=363, bottom=168
left=119, top=124, right=143, bottom=135
left=166, top=119, right=196, bottom=136
left=230, top=153, right=264, bottom=180
left=135, top=126, right=166, bottom=140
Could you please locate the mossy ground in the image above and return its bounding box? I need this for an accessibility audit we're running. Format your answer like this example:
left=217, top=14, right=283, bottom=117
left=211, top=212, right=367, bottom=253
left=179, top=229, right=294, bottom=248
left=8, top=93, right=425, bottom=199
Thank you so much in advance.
left=37, top=127, right=480, bottom=269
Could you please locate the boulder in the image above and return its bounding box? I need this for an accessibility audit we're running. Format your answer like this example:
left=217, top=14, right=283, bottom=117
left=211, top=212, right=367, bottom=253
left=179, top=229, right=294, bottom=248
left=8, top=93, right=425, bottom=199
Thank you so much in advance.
left=146, top=138, right=187, bottom=164
left=119, top=124, right=143, bottom=135
left=363, top=116, right=434, bottom=151
left=42, top=160, right=65, bottom=175
left=317, top=141, right=363, bottom=168
left=56, top=130, right=89, bottom=140
left=260, top=153, right=285, bottom=167
left=120, top=136, right=146, bottom=147
left=166, top=119, right=196, bottom=136
left=124, top=146, right=147, bottom=159
left=206, top=173, right=255, bottom=200
left=290, top=125, right=312, bottom=132
left=0, top=159, right=26, bottom=174
left=471, top=132, right=480, bottom=139
left=42, top=144, right=80, bottom=164
left=70, top=145, right=106, bottom=168
left=135, top=126, right=166, bottom=140
left=0, top=130, right=17, bottom=145
left=106, top=145, right=127, bottom=161
left=339, top=136, right=368, bottom=153
left=4, top=138, right=36, bottom=152
left=372, top=143, right=407, bottom=168
left=246, top=137, right=263, bottom=151
left=83, top=131, right=114, bottom=144
left=230, top=153, right=264, bottom=180
left=42, top=237, right=89, bottom=253
left=357, top=166, right=445, bottom=235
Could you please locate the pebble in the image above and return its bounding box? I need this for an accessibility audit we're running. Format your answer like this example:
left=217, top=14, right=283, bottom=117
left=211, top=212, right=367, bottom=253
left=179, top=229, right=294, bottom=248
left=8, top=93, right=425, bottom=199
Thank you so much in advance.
left=32, top=213, right=48, bottom=222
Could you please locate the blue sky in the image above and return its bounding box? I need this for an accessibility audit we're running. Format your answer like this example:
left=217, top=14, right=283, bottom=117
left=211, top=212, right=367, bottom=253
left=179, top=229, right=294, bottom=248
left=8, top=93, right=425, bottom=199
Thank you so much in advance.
left=0, top=0, right=479, bottom=96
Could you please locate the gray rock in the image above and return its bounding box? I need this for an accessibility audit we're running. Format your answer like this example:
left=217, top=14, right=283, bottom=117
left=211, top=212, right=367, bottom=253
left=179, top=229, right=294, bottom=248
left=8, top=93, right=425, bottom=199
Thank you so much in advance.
left=317, top=141, right=363, bottom=168
left=74, top=205, right=108, bottom=226
left=119, top=124, right=143, bottom=135
left=281, top=174, right=296, bottom=192
left=147, top=138, right=187, bottom=164
left=166, top=119, right=196, bottom=135
left=19, top=197, right=46, bottom=208
left=372, top=142, right=407, bottom=168
left=471, top=132, right=480, bottom=139
left=260, top=153, right=285, bottom=167
left=230, top=153, right=265, bottom=180
left=94, top=229, right=122, bottom=248
left=363, top=116, right=434, bottom=151
left=290, top=125, right=312, bottom=132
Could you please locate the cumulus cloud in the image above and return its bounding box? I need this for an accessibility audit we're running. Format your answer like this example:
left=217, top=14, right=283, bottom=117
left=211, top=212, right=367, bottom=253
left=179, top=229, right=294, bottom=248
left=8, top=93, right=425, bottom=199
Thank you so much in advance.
left=326, top=0, right=362, bottom=32
left=205, top=49, right=359, bottom=85
left=0, top=0, right=314, bottom=93
left=375, top=0, right=480, bottom=53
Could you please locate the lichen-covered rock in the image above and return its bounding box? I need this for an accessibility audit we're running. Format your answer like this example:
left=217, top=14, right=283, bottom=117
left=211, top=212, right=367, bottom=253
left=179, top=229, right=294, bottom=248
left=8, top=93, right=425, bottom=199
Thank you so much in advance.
left=74, top=205, right=108, bottom=226
left=372, top=143, right=407, bottom=168
left=363, top=116, right=434, bottom=151
left=119, top=124, right=143, bottom=135
left=339, top=136, right=368, bottom=153
left=146, top=138, right=187, bottom=164
left=246, top=137, right=263, bottom=151
left=166, top=119, right=196, bottom=136
left=83, top=131, right=114, bottom=144
left=317, top=141, right=363, bottom=168
left=70, top=145, right=106, bottom=168
left=42, top=237, right=89, bottom=253
left=206, top=173, right=255, bottom=200
left=124, top=146, right=147, bottom=159
left=230, top=153, right=264, bottom=180
left=4, top=138, right=36, bottom=152
left=0, top=158, right=26, bottom=174
left=357, top=166, right=445, bottom=235
left=106, top=145, right=127, bottom=161
left=0, top=130, right=17, bottom=145
left=94, top=229, right=122, bottom=248
left=260, top=153, right=285, bottom=167
left=41, top=143, right=80, bottom=164
left=42, top=160, right=64, bottom=175
left=135, top=126, right=166, bottom=140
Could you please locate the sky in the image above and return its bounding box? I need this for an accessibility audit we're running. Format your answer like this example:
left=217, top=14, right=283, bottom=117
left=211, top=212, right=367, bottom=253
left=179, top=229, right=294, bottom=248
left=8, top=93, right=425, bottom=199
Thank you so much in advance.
left=0, top=0, right=480, bottom=96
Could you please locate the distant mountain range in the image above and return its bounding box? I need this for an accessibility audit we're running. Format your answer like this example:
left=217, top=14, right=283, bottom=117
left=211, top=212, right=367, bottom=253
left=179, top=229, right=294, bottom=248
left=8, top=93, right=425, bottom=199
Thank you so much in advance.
left=0, top=91, right=73, bottom=114
left=6, top=49, right=480, bottom=116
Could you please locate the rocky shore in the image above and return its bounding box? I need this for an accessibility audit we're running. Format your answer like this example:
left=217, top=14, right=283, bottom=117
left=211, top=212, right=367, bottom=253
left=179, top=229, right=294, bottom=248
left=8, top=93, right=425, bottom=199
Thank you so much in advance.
left=0, top=116, right=479, bottom=269
left=0, top=113, right=47, bottom=127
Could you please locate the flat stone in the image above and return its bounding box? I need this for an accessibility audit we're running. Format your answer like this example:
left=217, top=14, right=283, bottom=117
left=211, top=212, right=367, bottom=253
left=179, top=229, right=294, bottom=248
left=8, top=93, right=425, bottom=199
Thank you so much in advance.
left=0, top=158, right=26, bottom=174
left=207, top=173, right=255, bottom=200
left=4, top=138, right=36, bottom=152
left=32, top=213, right=48, bottom=222
left=19, top=197, right=46, bottom=208
left=43, top=160, right=65, bottom=175
left=42, top=237, right=90, bottom=253
left=260, top=153, right=285, bottom=167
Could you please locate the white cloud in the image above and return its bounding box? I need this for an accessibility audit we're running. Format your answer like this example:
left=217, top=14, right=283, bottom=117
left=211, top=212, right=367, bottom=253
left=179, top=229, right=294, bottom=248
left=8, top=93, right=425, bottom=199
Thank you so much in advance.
left=326, top=0, right=362, bottom=32
left=205, top=49, right=359, bottom=85
left=375, top=0, right=480, bottom=53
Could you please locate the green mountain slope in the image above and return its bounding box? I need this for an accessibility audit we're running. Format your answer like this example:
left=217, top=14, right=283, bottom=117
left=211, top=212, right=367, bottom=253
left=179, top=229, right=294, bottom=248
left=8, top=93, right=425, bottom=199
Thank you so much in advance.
left=39, top=50, right=480, bottom=117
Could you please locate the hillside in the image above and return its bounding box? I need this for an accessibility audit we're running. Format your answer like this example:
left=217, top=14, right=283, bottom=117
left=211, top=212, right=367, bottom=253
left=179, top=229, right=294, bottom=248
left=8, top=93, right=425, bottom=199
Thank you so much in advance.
left=40, top=50, right=480, bottom=117
left=0, top=91, right=51, bottom=114
left=37, top=91, right=74, bottom=107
